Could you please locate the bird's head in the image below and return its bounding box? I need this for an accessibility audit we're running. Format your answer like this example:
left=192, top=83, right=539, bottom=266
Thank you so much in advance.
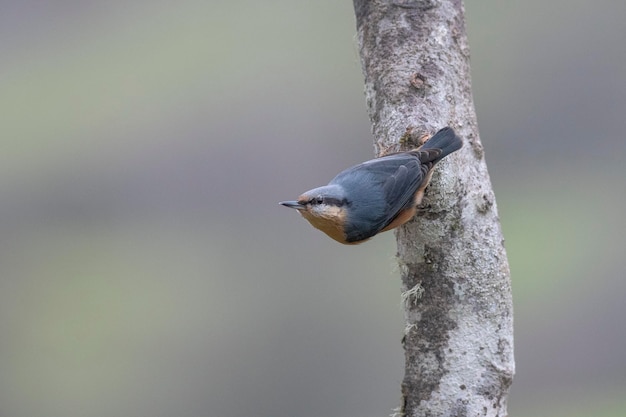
left=280, top=184, right=351, bottom=243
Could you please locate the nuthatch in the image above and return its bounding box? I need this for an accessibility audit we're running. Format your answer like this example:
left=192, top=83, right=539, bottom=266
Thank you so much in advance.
left=280, top=127, right=462, bottom=244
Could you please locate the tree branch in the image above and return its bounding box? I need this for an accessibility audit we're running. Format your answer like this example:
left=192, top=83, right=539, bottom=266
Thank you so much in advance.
left=352, top=1, right=515, bottom=416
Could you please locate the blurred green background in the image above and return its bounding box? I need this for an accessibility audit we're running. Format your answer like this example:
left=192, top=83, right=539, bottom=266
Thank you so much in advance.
left=1, top=1, right=625, bottom=416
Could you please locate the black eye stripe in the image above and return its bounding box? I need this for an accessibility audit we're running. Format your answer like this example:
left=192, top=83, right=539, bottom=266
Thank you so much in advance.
left=319, top=197, right=346, bottom=206
left=304, top=196, right=349, bottom=207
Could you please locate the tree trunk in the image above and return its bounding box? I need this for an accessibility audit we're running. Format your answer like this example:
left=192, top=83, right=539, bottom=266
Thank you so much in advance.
left=352, top=1, right=515, bottom=416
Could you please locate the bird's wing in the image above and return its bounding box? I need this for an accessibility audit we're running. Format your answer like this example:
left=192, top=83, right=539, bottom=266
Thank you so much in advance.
left=378, top=154, right=429, bottom=223
left=343, top=153, right=428, bottom=226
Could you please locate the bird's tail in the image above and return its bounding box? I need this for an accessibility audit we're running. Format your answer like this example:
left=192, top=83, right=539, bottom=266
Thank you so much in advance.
left=418, top=127, right=463, bottom=162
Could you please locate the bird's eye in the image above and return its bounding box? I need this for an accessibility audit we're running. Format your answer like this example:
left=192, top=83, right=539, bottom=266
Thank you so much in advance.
left=314, top=195, right=324, bottom=205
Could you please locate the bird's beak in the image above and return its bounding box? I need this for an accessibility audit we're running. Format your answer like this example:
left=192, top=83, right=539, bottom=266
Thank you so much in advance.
left=279, top=201, right=305, bottom=210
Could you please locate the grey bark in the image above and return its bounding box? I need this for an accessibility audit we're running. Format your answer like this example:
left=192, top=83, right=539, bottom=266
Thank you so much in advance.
left=352, top=1, right=514, bottom=416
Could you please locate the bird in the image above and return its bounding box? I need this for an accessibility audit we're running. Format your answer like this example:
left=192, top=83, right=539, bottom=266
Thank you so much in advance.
left=279, top=127, right=463, bottom=244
